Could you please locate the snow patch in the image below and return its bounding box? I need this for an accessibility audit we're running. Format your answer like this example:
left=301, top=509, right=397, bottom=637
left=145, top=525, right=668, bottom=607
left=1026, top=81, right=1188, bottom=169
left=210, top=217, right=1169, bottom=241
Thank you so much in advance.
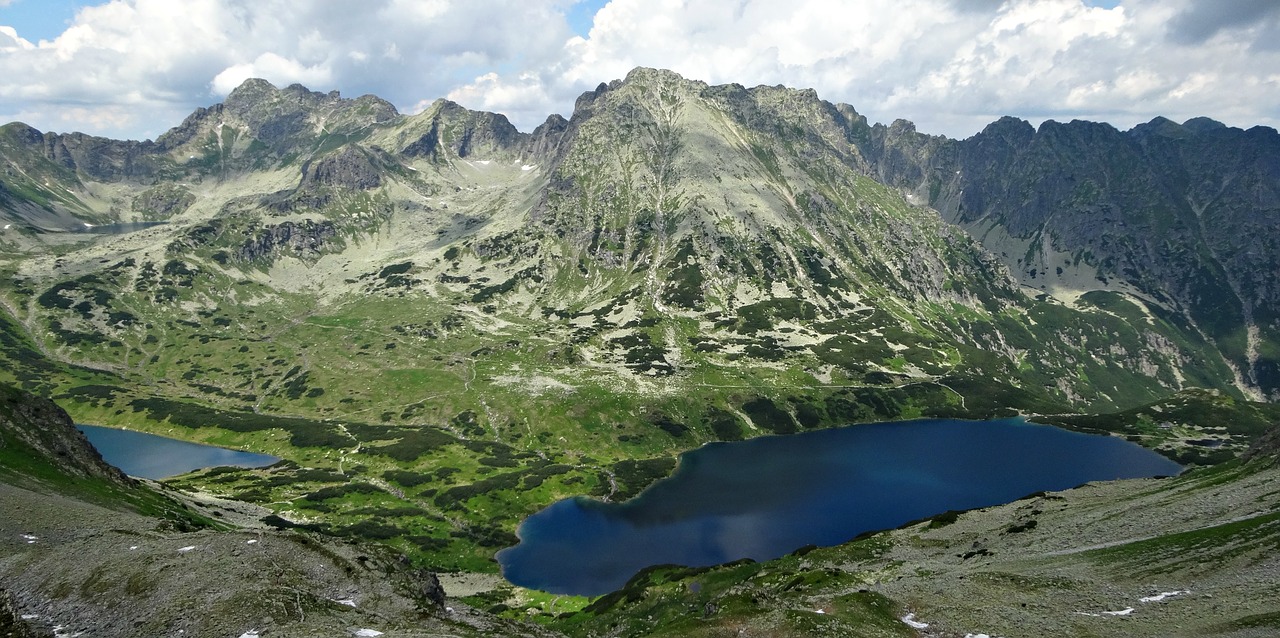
left=521, top=164, right=537, bottom=171
left=238, top=631, right=260, bottom=638
left=354, top=630, right=383, bottom=637
left=1140, top=590, right=1188, bottom=603
left=3, top=224, right=10, bottom=229
left=334, top=598, right=357, bottom=607
left=246, top=539, right=258, bottom=544
left=20, top=614, right=38, bottom=620
left=902, top=613, right=929, bottom=629
left=177, top=545, right=196, bottom=553
left=1077, top=606, right=1135, bottom=618
left=82, top=223, right=93, bottom=228
left=1078, top=606, right=1136, bottom=617
left=21, top=534, right=37, bottom=544
left=129, top=545, right=138, bottom=550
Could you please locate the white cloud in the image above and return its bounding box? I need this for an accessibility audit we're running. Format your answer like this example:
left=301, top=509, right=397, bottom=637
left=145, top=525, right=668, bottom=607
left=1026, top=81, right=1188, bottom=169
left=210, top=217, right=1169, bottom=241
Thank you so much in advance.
left=1, top=0, right=1278, bottom=141
left=57, top=105, right=138, bottom=131
left=451, top=0, right=1280, bottom=137
left=211, top=53, right=333, bottom=96
left=0, top=0, right=576, bottom=139
left=0, top=25, right=34, bottom=51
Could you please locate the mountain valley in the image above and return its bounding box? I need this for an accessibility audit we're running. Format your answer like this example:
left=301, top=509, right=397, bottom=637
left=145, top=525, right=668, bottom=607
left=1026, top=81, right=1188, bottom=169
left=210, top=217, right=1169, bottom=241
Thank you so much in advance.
left=1, top=68, right=1278, bottom=636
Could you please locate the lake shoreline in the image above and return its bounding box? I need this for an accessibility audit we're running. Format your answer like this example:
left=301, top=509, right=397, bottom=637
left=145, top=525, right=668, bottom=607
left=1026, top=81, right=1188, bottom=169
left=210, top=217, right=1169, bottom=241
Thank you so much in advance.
left=77, top=424, right=280, bottom=480
left=498, top=417, right=1182, bottom=596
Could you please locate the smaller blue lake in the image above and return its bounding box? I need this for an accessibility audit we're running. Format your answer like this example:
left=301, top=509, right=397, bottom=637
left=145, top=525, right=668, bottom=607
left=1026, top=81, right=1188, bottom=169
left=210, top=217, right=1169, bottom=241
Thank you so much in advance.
left=497, top=418, right=1182, bottom=596
left=77, top=425, right=279, bottom=479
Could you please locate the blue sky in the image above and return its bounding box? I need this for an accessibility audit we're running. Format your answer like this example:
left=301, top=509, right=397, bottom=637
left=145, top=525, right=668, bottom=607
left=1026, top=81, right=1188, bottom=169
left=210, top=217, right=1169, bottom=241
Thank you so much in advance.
left=2, top=1, right=1278, bottom=141
left=0, top=0, right=83, bottom=42
left=566, top=0, right=608, bottom=37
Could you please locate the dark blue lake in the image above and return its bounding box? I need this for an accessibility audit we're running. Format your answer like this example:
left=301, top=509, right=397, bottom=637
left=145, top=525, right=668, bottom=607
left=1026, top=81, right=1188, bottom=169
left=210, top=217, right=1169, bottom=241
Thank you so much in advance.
left=497, top=418, right=1181, bottom=596
left=77, top=425, right=279, bottom=479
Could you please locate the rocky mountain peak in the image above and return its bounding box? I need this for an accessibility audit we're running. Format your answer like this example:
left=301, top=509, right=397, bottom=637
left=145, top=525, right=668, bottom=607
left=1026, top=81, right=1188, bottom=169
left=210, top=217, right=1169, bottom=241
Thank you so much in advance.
left=0, top=122, right=45, bottom=146
left=219, top=77, right=399, bottom=154
left=223, top=76, right=277, bottom=100
left=572, top=81, right=613, bottom=116
left=1129, top=116, right=1190, bottom=140
left=621, top=66, right=703, bottom=89
left=1182, top=116, right=1229, bottom=134
left=977, top=115, right=1035, bottom=145
left=398, top=98, right=526, bottom=161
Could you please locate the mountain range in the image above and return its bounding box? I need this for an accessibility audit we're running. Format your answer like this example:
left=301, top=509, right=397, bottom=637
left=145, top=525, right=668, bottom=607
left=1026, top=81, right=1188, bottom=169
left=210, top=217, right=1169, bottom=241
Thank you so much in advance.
left=1, top=68, right=1278, bottom=636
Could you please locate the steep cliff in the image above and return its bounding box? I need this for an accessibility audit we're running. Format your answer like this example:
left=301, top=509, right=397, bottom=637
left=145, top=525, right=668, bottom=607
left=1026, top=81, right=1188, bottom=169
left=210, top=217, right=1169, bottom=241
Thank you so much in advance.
left=859, top=115, right=1280, bottom=400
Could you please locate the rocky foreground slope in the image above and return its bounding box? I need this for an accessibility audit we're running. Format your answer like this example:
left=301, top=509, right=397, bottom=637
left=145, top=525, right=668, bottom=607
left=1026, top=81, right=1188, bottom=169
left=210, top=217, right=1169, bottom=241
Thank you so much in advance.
left=0, top=383, right=541, bottom=638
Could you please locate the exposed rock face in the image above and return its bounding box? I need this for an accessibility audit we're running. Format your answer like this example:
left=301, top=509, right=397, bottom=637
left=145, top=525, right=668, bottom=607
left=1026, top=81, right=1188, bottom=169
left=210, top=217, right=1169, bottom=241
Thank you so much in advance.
left=221, top=79, right=313, bottom=151
left=1243, top=423, right=1280, bottom=463
left=0, top=589, right=45, bottom=638
left=131, top=183, right=194, bottom=219
left=37, top=132, right=156, bottom=181
left=858, top=114, right=1280, bottom=400
left=154, top=105, right=223, bottom=152
left=402, top=100, right=525, bottom=161
left=412, top=568, right=447, bottom=609
left=302, top=146, right=382, bottom=190
left=222, top=80, right=398, bottom=156
left=528, top=114, right=571, bottom=160
left=0, top=384, right=132, bottom=485
left=236, top=220, right=337, bottom=262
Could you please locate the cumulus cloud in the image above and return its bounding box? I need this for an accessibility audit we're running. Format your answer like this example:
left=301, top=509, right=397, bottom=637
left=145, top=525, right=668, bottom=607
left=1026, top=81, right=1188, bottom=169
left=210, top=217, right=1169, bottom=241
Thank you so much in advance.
left=453, top=0, right=1280, bottom=137
left=0, top=25, right=33, bottom=51
left=210, top=53, right=334, bottom=96
left=0, top=0, right=576, bottom=139
left=1, top=0, right=1279, bottom=140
